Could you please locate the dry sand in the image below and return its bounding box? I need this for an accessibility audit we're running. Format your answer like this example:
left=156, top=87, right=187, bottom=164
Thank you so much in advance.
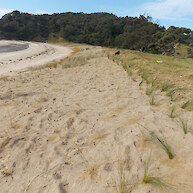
left=0, top=45, right=193, bottom=193
left=0, top=40, right=72, bottom=75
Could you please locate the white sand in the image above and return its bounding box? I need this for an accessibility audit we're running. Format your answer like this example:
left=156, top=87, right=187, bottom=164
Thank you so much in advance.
left=0, top=40, right=72, bottom=75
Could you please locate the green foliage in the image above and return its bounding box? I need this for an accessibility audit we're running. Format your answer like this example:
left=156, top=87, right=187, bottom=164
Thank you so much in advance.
left=0, top=10, right=163, bottom=51
left=149, top=26, right=193, bottom=55
left=1, top=11, right=193, bottom=55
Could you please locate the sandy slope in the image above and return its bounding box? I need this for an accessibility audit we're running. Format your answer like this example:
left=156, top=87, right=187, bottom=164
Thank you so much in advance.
left=0, top=40, right=72, bottom=75
left=0, top=46, right=193, bottom=193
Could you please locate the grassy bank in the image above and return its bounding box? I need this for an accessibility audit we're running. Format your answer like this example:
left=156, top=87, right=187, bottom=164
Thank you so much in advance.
left=107, top=48, right=193, bottom=111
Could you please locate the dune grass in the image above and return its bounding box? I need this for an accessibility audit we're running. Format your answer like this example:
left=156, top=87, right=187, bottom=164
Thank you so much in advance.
left=120, top=163, right=127, bottom=193
left=166, top=89, right=177, bottom=102
left=179, top=118, right=189, bottom=134
left=139, top=124, right=174, bottom=159
left=150, top=95, right=156, bottom=106
left=169, top=105, right=175, bottom=118
left=28, top=46, right=81, bottom=71
left=181, top=99, right=193, bottom=111
left=143, top=157, right=176, bottom=192
left=108, top=48, right=193, bottom=111
left=146, top=87, right=153, bottom=96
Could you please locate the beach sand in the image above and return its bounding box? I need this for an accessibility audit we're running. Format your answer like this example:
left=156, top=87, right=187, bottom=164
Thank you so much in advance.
left=0, top=40, right=72, bottom=75
left=0, top=44, right=193, bottom=193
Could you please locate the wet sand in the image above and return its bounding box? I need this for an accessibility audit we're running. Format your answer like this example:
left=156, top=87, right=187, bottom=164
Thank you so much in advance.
left=0, top=43, right=29, bottom=53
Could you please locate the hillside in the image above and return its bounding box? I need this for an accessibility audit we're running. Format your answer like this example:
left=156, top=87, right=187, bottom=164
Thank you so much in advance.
left=0, top=10, right=193, bottom=55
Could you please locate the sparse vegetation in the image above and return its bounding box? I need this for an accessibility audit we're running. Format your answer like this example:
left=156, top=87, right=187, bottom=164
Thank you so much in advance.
left=109, top=48, right=193, bottom=111
left=120, top=163, right=127, bottom=193
left=169, top=105, right=175, bottom=118
left=181, top=99, right=193, bottom=111
left=160, top=82, right=175, bottom=93
left=62, top=48, right=102, bottom=68
left=179, top=118, right=189, bottom=134
left=166, top=89, right=176, bottom=101
left=143, top=157, right=176, bottom=192
left=139, top=124, right=174, bottom=159
left=146, top=87, right=153, bottom=95
left=150, top=95, right=156, bottom=105
left=76, top=146, right=100, bottom=180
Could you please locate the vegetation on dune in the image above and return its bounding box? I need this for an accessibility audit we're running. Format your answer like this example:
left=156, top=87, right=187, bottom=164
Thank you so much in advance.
left=139, top=124, right=174, bottom=159
left=143, top=156, right=177, bottom=192
left=1, top=10, right=193, bottom=55
left=108, top=47, right=193, bottom=111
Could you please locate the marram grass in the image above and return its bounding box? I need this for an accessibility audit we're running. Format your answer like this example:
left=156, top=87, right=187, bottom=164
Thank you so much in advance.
left=143, top=157, right=177, bottom=192
left=139, top=124, right=174, bottom=159
left=169, top=105, right=175, bottom=118
left=179, top=118, right=188, bottom=134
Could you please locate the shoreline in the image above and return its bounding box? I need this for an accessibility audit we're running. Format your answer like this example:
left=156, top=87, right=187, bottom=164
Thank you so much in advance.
left=0, top=40, right=72, bottom=75
left=0, top=42, right=29, bottom=54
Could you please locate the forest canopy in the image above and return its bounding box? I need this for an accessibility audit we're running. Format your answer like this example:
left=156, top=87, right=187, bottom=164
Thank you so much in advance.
left=0, top=10, right=193, bottom=55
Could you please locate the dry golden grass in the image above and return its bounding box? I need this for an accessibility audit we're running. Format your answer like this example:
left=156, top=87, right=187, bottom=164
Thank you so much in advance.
left=28, top=46, right=81, bottom=71
left=82, top=164, right=100, bottom=181
left=107, top=48, right=193, bottom=111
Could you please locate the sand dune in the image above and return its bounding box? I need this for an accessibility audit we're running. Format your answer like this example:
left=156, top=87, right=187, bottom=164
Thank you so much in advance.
left=0, top=45, right=193, bottom=193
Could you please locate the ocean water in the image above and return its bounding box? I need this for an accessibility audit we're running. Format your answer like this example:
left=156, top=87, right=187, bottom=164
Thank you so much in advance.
left=0, top=43, right=29, bottom=53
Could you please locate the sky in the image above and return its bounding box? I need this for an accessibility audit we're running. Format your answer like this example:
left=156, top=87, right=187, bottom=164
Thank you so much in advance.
left=1, top=0, right=193, bottom=30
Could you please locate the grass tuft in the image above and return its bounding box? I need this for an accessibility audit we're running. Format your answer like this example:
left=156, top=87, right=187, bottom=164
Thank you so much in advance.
left=139, top=124, right=174, bottom=159
left=120, top=163, right=127, bottom=193
left=160, top=83, right=175, bottom=93
left=150, top=95, right=156, bottom=105
left=166, top=89, right=176, bottom=101
left=143, top=157, right=176, bottom=192
left=146, top=87, right=153, bottom=96
left=179, top=118, right=188, bottom=134
left=181, top=99, right=193, bottom=111
left=169, top=105, right=175, bottom=118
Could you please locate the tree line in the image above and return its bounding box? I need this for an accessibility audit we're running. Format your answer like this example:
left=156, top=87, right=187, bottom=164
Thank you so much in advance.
left=0, top=10, right=193, bottom=55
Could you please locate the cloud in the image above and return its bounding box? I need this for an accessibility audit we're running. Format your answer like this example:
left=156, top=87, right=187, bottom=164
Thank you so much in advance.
left=34, top=10, right=49, bottom=15
left=143, top=0, right=193, bottom=20
left=0, top=8, right=13, bottom=18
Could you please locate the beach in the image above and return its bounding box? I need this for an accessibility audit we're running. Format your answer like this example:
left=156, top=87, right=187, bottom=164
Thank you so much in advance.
left=0, top=40, right=72, bottom=75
